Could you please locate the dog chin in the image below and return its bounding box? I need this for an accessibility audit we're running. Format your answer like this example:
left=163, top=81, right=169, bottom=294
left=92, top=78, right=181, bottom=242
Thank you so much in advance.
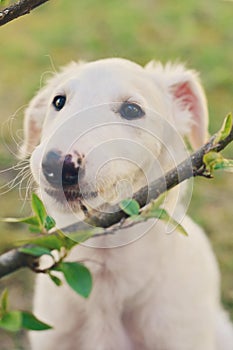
left=44, top=187, right=97, bottom=214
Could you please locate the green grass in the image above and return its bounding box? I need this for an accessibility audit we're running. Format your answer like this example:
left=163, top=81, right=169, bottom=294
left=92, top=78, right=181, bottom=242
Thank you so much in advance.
left=0, top=0, right=233, bottom=346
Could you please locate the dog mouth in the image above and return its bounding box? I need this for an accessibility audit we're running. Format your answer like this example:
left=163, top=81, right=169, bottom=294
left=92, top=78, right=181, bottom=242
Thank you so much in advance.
left=45, top=186, right=98, bottom=204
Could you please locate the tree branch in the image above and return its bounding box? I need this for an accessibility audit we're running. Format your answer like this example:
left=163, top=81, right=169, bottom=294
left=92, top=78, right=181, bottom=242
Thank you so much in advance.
left=0, top=119, right=232, bottom=278
left=63, top=127, right=233, bottom=233
left=0, top=0, right=49, bottom=26
left=0, top=248, right=37, bottom=276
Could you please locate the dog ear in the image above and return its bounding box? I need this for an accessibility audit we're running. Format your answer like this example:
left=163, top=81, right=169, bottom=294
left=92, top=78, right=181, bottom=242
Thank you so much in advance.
left=20, top=86, right=50, bottom=158
left=145, top=62, right=209, bottom=149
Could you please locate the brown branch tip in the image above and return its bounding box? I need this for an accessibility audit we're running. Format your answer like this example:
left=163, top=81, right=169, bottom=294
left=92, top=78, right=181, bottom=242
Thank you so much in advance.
left=0, top=0, right=49, bottom=26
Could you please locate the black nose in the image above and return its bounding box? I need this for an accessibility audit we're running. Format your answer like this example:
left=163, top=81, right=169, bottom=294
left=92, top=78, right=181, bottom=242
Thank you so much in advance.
left=42, top=150, right=80, bottom=187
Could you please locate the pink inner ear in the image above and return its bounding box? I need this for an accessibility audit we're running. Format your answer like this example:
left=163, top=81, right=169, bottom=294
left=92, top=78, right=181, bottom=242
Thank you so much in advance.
left=173, top=82, right=198, bottom=115
left=172, top=82, right=206, bottom=149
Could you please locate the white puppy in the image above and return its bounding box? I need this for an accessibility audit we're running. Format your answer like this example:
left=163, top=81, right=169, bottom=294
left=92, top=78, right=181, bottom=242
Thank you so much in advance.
left=21, top=58, right=233, bottom=349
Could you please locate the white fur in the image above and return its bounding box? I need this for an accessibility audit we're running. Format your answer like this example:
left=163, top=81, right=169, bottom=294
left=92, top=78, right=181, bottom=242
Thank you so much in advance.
left=22, top=58, right=233, bottom=349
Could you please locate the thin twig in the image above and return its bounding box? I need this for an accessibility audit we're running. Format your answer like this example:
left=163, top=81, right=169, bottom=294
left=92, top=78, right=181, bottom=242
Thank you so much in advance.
left=0, top=0, right=49, bottom=26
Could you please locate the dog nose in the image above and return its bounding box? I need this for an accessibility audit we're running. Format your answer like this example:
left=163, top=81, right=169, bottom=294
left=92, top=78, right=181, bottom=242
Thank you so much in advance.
left=42, top=150, right=81, bottom=187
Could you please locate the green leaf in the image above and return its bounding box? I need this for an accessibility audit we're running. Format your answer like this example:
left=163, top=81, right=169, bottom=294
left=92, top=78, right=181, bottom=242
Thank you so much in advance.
left=29, top=234, right=64, bottom=251
left=1, top=216, right=40, bottom=227
left=142, top=207, right=165, bottom=219
left=67, top=228, right=103, bottom=244
left=119, top=199, right=140, bottom=216
left=203, top=152, right=233, bottom=174
left=203, top=151, right=221, bottom=174
left=48, top=272, right=63, bottom=287
left=56, top=262, right=92, bottom=298
left=0, top=289, right=52, bottom=332
left=23, top=231, right=79, bottom=252
left=19, top=245, right=52, bottom=257
left=31, top=193, right=47, bottom=226
left=214, top=113, right=233, bottom=145
left=163, top=212, right=188, bottom=236
left=0, top=309, right=52, bottom=332
left=0, top=289, right=8, bottom=314
left=140, top=194, right=166, bottom=217
left=29, top=225, right=42, bottom=233
left=141, top=204, right=188, bottom=236
left=44, top=216, right=56, bottom=231
left=0, top=311, right=21, bottom=332
left=21, top=311, right=52, bottom=331
left=141, top=206, right=171, bottom=223
left=212, top=158, right=233, bottom=172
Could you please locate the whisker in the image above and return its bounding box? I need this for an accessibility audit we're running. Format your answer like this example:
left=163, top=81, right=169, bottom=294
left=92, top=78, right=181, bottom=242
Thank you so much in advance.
left=45, top=54, right=58, bottom=73
left=39, top=55, right=58, bottom=89
left=0, top=158, right=30, bottom=174
left=0, top=160, right=31, bottom=196
left=0, top=109, right=27, bottom=158
left=22, top=175, right=35, bottom=200
left=0, top=179, right=27, bottom=195
left=8, top=169, right=28, bottom=189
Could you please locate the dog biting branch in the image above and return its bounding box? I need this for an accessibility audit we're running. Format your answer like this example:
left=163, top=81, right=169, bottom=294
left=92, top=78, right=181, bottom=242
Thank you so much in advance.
left=0, top=0, right=49, bottom=26
left=63, top=122, right=233, bottom=232
left=0, top=118, right=232, bottom=279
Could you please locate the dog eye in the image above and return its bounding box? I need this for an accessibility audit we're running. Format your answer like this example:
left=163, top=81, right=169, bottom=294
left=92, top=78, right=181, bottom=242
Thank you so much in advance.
left=52, top=95, right=66, bottom=111
left=119, top=102, right=145, bottom=120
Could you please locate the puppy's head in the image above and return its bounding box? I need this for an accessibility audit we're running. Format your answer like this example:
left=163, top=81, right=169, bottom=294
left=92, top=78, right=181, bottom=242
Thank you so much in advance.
left=21, top=58, right=208, bottom=227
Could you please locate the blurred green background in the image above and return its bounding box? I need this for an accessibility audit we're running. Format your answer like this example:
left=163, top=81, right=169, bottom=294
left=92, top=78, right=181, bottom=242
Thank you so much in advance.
left=0, top=0, right=232, bottom=348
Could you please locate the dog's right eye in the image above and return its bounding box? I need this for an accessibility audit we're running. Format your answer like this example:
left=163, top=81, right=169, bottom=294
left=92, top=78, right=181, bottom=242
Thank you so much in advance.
left=52, top=95, right=66, bottom=111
